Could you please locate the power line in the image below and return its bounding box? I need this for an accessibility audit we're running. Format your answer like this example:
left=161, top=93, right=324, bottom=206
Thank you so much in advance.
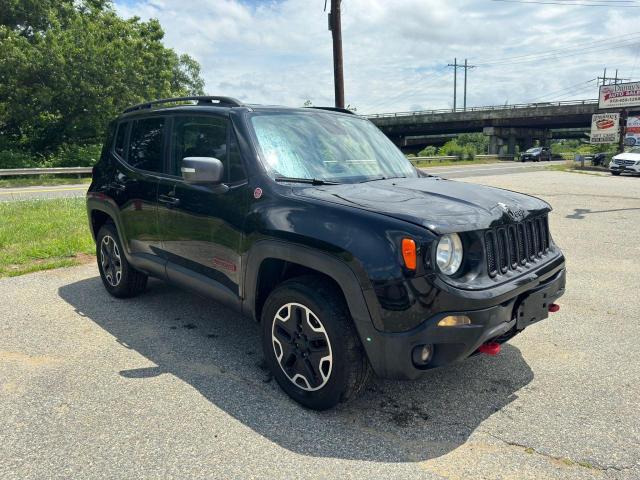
left=473, top=37, right=640, bottom=67
left=526, top=78, right=597, bottom=102
left=473, top=31, right=640, bottom=65
left=490, top=0, right=640, bottom=6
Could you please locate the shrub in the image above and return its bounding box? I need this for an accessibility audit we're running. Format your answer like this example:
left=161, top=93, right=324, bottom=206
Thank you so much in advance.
left=43, top=144, right=103, bottom=167
left=0, top=150, right=40, bottom=169
left=417, top=146, right=437, bottom=157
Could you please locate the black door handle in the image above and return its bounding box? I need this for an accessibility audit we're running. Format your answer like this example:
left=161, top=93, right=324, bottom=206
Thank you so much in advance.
left=158, top=194, right=180, bottom=207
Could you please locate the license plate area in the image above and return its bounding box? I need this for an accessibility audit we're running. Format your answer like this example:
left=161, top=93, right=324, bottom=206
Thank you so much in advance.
left=516, top=284, right=554, bottom=329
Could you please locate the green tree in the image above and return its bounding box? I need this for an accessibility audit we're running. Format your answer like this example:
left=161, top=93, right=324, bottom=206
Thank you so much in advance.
left=0, top=0, right=204, bottom=155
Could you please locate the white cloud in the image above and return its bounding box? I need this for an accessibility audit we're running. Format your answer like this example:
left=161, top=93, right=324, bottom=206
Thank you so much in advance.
left=114, top=0, right=640, bottom=114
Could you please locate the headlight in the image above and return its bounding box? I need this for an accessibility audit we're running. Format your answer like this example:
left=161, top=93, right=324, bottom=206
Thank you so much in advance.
left=436, top=233, right=463, bottom=275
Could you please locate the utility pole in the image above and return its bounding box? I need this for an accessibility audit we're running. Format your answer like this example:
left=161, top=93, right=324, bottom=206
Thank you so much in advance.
left=447, top=58, right=458, bottom=111
left=448, top=58, right=476, bottom=112
left=462, top=59, right=476, bottom=111
left=598, top=67, right=630, bottom=86
left=327, top=0, right=344, bottom=109
left=618, top=109, right=628, bottom=154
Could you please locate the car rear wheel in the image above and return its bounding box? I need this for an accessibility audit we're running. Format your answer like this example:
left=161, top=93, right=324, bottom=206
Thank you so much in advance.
left=96, top=223, right=147, bottom=298
left=261, top=275, right=371, bottom=410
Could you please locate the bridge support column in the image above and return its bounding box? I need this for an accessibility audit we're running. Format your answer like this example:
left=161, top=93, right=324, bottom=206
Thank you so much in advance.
left=507, top=134, right=516, bottom=156
left=485, top=127, right=552, bottom=157
left=488, top=133, right=502, bottom=155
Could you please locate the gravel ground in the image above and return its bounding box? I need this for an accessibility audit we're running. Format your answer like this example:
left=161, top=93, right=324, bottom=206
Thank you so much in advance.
left=1, top=170, right=639, bottom=479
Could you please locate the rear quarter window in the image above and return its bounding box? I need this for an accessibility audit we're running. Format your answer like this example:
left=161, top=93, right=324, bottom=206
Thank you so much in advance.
left=113, top=122, right=128, bottom=158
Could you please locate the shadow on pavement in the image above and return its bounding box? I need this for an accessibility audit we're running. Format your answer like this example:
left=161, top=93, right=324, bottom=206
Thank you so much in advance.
left=58, top=276, right=533, bottom=463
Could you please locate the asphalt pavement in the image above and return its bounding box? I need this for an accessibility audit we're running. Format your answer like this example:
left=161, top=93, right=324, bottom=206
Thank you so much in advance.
left=1, top=169, right=639, bottom=479
left=0, top=160, right=566, bottom=202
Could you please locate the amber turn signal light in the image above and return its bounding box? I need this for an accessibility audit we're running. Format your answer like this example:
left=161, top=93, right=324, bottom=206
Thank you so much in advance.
left=401, top=238, right=417, bottom=270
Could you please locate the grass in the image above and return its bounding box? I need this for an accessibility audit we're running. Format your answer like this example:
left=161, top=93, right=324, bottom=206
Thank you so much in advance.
left=411, top=158, right=504, bottom=168
left=0, top=175, right=92, bottom=188
left=0, top=198, right=95, bottom=277
left=545, top=160, right=610, bottom=176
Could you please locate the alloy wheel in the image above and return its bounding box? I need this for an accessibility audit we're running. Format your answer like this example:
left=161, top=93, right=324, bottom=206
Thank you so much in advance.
left=271, top=302, right=333, bottom=391
left=100, top=235, right=122, bottom=287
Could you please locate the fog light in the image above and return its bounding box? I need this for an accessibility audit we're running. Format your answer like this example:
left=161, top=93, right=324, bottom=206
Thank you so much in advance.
left=412, top=344, right=433, bottom=366
left=437, top=315, right=471, bottom=327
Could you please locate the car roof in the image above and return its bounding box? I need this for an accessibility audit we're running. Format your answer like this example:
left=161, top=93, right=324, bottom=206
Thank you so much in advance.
left=118, top=96, right=357, bottom=121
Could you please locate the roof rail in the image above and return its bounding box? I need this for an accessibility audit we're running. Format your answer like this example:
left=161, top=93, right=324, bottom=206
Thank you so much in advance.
left=307, top=106, right=356, bottom=115
left=123, top=96, right=244, bottom=114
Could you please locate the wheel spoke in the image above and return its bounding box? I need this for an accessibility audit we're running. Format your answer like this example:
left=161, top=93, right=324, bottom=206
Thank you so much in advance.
left=100, top=235, right=122, bottom=287
left=271, top=302, right=333, bottom=392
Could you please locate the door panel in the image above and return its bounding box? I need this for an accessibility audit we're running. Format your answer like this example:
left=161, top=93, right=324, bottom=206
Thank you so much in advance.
left=109, top=119, right=164, bottom=259
left=157, top=115, right=248, bottom=297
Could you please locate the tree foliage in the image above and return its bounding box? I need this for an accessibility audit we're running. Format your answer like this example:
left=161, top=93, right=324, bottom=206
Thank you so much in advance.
left=418, top=133, right=488, bottom=159
left=0, top=0, right=204, bottom=155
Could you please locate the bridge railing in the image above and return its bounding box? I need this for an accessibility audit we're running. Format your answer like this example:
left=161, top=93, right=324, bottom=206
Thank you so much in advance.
left=0, top=167, right=92, bottom=177
left=368, top=99, right=598, bottom=119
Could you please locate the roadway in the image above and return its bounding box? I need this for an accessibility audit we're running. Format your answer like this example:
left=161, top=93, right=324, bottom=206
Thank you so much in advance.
left=1, top=170, right=638, bottom=479
left=0, top=161, right=566, bottom=201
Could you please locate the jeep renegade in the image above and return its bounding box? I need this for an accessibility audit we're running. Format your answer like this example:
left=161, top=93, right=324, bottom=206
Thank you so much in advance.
left=87, top=96, right=566, bottom=410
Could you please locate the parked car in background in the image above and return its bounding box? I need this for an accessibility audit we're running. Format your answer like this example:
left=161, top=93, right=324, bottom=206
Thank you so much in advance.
left=520, top=147, right=551, bottom=162
left=609, top=147, right=640, bottom=176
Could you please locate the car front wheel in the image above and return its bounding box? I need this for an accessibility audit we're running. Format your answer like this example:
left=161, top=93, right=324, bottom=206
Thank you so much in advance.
left=261, top=276, right=371, bottom=410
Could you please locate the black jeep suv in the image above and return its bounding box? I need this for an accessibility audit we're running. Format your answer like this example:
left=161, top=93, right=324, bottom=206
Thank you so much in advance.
left=87, top=96, right=566, bottom=410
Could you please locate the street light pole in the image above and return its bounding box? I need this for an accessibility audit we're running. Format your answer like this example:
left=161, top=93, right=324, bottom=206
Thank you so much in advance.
left=328, top=0, right=345, bottom=109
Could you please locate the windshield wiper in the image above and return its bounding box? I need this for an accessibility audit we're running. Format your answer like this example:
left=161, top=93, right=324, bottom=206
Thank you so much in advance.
left=274, top=176, right=340, bottom=185
left=359, top=176, right=407, bottom=183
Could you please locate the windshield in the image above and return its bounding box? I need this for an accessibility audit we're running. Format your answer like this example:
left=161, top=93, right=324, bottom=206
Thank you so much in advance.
left=525, top=147, right=542, bottom=153
left=249, top=111, right=418, bottom=183
left=629, top=147, right=640, bottom=154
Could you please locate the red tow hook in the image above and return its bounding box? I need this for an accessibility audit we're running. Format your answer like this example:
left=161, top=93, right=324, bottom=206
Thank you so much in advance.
left=478, top=342, right=501, bottom=356
left=548, top=303, right=560, bottom=313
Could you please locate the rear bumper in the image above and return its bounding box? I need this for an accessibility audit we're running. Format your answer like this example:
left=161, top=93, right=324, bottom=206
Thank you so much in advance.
left=364, top=266, right=566, bottom=380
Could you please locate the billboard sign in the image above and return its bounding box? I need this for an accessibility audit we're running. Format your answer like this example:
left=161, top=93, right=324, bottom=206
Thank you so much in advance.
left=599, top=81, right=640, bottom=109
left=624, top=115, right=640, bottom=147
left=590, top=113, right=620, bottom=144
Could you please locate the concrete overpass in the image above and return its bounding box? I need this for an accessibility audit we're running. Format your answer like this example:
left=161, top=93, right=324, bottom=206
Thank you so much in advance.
left=368, top=99, right=597, bottom=154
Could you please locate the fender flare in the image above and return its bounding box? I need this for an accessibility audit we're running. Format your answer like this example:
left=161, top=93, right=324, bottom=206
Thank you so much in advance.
left=242, top=240, right=385, bottom=366
left=86, top=196, right=129, bottom=254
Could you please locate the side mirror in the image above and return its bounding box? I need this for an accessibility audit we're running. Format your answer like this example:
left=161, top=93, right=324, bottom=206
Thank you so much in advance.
left=181, top=157, right=224, bottom=184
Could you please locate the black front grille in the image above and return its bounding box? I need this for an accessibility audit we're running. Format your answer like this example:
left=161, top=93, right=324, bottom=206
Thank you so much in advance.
left=485, top=215, right=550, bottom=278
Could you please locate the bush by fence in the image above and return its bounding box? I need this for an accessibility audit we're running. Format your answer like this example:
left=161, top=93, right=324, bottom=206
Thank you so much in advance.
left=0, top=144, right=102, bottom=170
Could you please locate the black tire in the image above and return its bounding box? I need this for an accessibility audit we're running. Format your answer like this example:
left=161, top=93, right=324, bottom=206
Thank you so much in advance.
left=261, top=275, right=372, bottom=410
left=96, top=223, right=147, bottom=298
left=611, top=171, right=621, bottom=176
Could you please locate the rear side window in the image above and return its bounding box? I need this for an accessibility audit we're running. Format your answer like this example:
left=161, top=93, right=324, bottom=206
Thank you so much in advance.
left=128, top=117, right=166, bottom=173
left=113, top=122, right=128, bottom=158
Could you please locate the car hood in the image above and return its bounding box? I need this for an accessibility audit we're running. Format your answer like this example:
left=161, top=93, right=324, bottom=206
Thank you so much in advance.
left=614, top=152, right=640, bottom=161
left=293, top=177, right=550, bottom=234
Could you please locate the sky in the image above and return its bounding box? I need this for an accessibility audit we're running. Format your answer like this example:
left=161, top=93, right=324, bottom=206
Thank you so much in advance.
left=114, top=0, right=640, bottom=114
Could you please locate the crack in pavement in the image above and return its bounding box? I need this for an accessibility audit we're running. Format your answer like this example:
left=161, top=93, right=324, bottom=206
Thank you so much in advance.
left=482, top=431, right=638, bottom=473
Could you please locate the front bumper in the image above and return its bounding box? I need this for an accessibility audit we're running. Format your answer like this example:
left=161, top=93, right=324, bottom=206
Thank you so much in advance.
left=610, top=163, right=640, bottom=173
left=365, top=266, right=566, bottom=380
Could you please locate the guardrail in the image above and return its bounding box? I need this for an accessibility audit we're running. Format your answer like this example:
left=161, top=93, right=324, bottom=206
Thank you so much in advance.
left=0, top=167, right=93, bottom=177
left=409, top=154, right=516, bottom=164
left=369, top=99, right=599, bottom=119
